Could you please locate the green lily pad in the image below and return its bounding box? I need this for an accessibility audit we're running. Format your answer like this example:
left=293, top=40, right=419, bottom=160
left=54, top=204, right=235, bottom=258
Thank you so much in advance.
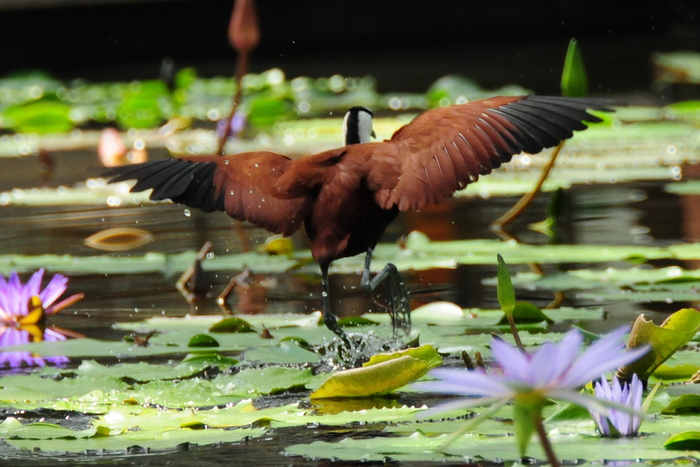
left=618, top=308, right=700, bottom=381
left=187, top=333, right=220, bottom=347
left=497, top=301, right=554, bottom=325
left=311, top=345, right=442, bottom=399
left=664, top=431, right=700, bottom=451
left=209, top=317, right=256, bottom=333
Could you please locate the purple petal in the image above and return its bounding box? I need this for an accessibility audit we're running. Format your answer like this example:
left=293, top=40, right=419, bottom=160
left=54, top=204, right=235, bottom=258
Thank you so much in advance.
left=414, top=368, right=512, bottom=398
left=561, top=327, right=635, bottom=387
left=529, top=341, right=561, bottom=386
left=419, top=396, right=507, bottom=418
left=491, top=338, right=531, bottom=383
left=39, top=274, right=68, bottom=310
left=549, top=329, right=584, bottom=380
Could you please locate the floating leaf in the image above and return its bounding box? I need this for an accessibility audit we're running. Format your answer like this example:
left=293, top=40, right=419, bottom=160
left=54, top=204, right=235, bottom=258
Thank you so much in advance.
left=83, top=227, right=154, bottom=252
left=3, top=97, right=73, bottom=133
left=188, top=333, right=220, bottom=347
left=116, top=80, right=169, bottom=129
left=0, top=419, right=97, bottom=440
left=336, top=316, right=380, bottom=327
left=618, top=308, right=700, bottom=382
left=661, top=394, right=700, bottom=414
left=311, top=346, right=442, bottom=399
left=209, top=317, right=256, bottom=333
left=664, top=431, right=700, bottom=451
left=362, top=345, right=442, bottom=369
left=497, top=301, right=554, bottom=325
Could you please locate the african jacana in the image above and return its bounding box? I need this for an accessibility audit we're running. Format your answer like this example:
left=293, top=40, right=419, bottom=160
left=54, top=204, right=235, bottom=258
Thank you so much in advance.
left=107, top=95, right=610, bottom=339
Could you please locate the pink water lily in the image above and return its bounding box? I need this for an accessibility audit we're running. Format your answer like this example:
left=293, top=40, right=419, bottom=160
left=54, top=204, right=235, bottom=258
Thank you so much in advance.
left=0, top=269, right=83, bottom=370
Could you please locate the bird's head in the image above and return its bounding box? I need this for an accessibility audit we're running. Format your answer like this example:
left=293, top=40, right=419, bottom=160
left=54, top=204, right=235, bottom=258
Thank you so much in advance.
left=343, top=106, right=375, bottom=145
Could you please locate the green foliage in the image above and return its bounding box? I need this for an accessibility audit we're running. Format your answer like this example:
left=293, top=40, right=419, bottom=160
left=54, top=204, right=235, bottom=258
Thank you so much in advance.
left=496, top=254, right=516, bottom=315
left=561, top=38, right=588, bottom=97
left=664, top=431, right=700, bottom=450
left=311, top=345, right=442, bottom=399
left=3, top=97, right=73, bottom=133
left=209, top=317, right=256, bottom=333
left=618, top=308, right=700, bottom=382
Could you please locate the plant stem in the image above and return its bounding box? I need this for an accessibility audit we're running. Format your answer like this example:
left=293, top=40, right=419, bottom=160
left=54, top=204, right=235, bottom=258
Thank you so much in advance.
left=533, top=413, right=561, bottom=467
left=491, top=141, right=565, bottom=231
left=507, top=314, right=525, bottom=352
left=217, top=51, right=249, bottom=155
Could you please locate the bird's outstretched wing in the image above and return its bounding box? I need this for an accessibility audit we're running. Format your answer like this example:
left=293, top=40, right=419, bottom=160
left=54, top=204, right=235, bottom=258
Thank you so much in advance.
left=368, top=96, right=612, bottom=211
left=106, top=152, right=314, bottom=236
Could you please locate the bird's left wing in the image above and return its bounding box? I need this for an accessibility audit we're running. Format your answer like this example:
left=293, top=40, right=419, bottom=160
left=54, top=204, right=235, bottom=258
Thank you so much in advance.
left=367, top=95, right=611, bottom=211
left=106, top=152, right=314, bottom=236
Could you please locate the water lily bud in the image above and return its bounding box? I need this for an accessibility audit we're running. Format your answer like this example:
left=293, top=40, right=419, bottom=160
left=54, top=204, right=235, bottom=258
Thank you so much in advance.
left=228, top=0, right=260, bottom=53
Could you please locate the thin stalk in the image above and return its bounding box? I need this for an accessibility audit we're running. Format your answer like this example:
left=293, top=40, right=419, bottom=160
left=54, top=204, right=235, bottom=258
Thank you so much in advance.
left=491, top=141, right=565, bottom=231
left=506, top=314, right=525, bottom=352
left=217, top=51, right=249, bottom=155
left=533, top=413, right=561, bottom=467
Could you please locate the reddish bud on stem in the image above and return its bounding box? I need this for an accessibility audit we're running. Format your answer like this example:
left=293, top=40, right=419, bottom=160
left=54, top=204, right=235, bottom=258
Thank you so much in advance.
left=228, top=0, right=260, bottom=53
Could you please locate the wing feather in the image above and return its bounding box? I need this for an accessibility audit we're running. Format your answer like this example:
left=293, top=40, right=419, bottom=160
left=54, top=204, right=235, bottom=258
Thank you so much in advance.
left=369, top=95, right=611, bottom=210
left=107, top=152, right=314, bottom=236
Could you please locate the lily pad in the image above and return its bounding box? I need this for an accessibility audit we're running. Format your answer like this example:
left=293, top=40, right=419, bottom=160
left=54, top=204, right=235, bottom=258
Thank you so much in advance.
left=311, top=345, right=442, bottom=399
left=618, top=308, right=700, bottom=382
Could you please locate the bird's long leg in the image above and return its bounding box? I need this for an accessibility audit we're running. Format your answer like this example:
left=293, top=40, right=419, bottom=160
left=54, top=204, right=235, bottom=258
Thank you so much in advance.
left=360, top=248, right=411, bottom=336
left=320, top=264, right=350, bottom=344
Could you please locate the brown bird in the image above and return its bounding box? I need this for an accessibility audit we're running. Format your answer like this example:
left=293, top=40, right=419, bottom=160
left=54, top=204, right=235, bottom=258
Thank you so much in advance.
left=107, top=95, right=610, bottom=340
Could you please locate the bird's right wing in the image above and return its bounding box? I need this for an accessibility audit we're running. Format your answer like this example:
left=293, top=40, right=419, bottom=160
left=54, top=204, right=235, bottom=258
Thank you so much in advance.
left=106, top=152, right=314, bottom=236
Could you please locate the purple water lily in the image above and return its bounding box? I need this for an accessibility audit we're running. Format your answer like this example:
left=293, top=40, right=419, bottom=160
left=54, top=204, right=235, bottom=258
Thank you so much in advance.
left=415, top=327, right=647, bottom=413
left=413, top=327, right=648, bottom=462
left=0, top=269, right=83, bottom=369
left=590, top=374, right=644, bottom=437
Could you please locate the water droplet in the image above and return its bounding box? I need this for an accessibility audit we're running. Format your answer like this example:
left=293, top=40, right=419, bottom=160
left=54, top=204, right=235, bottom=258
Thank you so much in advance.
left=184, top=209, right=191, bottom=217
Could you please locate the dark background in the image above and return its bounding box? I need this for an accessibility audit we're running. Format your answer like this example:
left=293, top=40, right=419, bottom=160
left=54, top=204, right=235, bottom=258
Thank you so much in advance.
left=1, top=0, right=699, bottom=96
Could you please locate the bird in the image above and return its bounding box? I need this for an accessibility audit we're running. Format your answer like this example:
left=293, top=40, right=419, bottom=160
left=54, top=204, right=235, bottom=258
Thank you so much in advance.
left=107, top=95, right=611, bottom=340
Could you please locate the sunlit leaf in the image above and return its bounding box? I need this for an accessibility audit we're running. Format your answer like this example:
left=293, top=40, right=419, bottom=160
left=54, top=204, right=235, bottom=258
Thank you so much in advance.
left=660, top=394, right=700, bottom=414
left=664, top=431, right=700, bottom=451
left=187, top=333, right=220, bottom=347
left=311, top=346, right=442, bottom=399
left=3, top=97, right=73, bottom=133
left=561, top=38, right=588, bottom=97
left=618, top=308, right=700, bottom=382
left=497, top=301, right=554, bottom=325
left=496, top=254, right=515, bottom=315
left=0, top=420, right=96, bottom=440
left=209, top=317, right=256, bottom=333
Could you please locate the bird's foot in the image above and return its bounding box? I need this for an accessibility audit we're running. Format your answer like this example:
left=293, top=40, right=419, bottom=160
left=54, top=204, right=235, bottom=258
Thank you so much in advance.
left=362, top=262, right=412, bottom=337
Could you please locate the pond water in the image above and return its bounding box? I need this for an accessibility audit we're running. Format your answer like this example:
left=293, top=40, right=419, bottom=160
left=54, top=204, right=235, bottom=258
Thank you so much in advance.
left=1, top=116, right=699, bottom=465
left=1, top=147, right=690, bottom=343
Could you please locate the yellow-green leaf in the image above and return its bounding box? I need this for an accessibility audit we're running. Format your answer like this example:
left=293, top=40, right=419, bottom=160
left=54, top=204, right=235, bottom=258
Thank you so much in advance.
left=664, top=431, right=700, bottom=450
left=311, top=346, right=442, bottom=399
left=362, top=345, right=442, bottom=369
left=618, top=308, right=700, bottom=382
